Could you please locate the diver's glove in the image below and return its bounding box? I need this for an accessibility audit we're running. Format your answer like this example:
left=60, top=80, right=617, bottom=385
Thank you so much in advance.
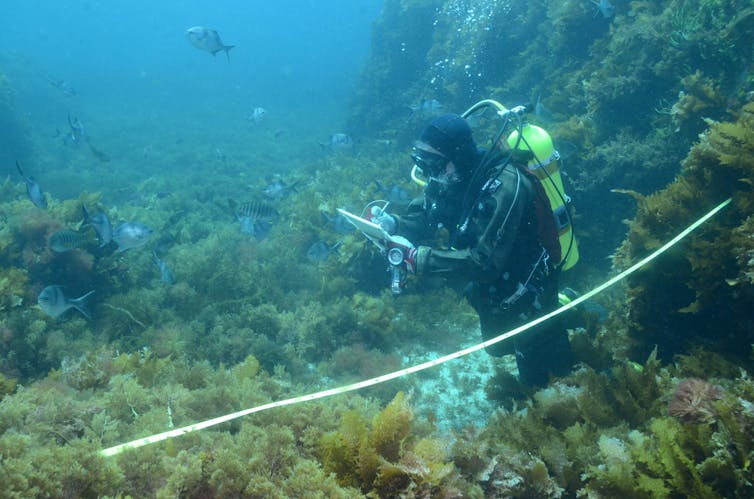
left=387, top=238, right=430, bottom=275
left=367, top=207, right=397, bottom=235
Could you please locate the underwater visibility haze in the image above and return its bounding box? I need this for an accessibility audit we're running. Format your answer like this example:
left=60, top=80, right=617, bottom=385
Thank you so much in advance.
left=3, top=0, right=754, bottom=496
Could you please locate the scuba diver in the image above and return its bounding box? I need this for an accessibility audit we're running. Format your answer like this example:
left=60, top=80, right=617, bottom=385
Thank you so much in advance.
left=369, top=101, right=579, bottom=387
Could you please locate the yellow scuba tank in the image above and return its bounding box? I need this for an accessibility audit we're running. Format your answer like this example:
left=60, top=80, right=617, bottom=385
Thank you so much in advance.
left=506, top=123, right=579, bottom=270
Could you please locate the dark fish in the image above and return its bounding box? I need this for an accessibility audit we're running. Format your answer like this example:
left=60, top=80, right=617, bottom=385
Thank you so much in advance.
left=306, top=240, right=342, bottom=263
left=49, top=229, right=89, bottom=252
left=88, top=144, right=110, bottom=162
left=62, top=115, right=109, bottom=161
left=37, top=285, right=94, bottom=319
left=186, top=26, right=235, bottom=61
left=16, top=161, right=47, bottom=209
left=374, top=180, right=412, bottom=205
left=263, top=179, right=298, bottom=200
left=237, top=217, right=272, bottom=240
left=321, top=210, right=355, bottom=234
left=64, top=114, right=88, bottom=146
left=82, top=205, right=113, bottom=246
left=112, top=222, right=153, bottom=252
left=152, top=251, right=176, bottom=285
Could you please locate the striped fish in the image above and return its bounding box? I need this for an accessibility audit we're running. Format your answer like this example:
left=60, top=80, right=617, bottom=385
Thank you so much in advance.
left=49, top=229, right=89, bottom=252
left=234, top=200, right=278, bottom=221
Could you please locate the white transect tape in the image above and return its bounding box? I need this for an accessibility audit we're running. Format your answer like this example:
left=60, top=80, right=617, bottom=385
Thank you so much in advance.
left=101, top=197, right=732, bottom=457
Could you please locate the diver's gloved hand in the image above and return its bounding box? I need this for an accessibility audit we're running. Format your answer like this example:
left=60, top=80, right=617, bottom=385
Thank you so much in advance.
left=366, top=206, right=397, bottom=234
left=387, top=237, right=430, bottom=275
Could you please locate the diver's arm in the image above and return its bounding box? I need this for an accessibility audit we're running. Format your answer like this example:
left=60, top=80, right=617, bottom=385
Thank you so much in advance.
left=392, top=197, right=433, bottom=241
left=415, top=168, right=529, bottom=281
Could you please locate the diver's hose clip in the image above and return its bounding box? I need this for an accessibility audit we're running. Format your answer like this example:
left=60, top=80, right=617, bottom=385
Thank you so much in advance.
left=387, top=247, right=406, bottom=294
left=499, top=105, right=526, bottom=119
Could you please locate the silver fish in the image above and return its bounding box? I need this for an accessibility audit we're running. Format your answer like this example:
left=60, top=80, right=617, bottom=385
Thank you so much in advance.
left=82, top=205, right=113, bottom=246
left=248, top=107, right=267, bottom=125
left=46, top=76, right=76, bottom=97
left=37, top=285, right=94, bottom=319
left=48, top=229, right=89, bottom=252
left=534, top=94, right=554, bottom=123
left=152, top=251, right=176, bottom=285
left=112, top=222, right=153, bottom=252
left=263, top=180, right=298, bottom=200
left=16, top=161, right=47, bottom=209
left=590, top=0, right=614, bottom=18
left=329, top=133, right=353, bottom=150
left=186, top=26, right=235, bottom=61
left=409, top=99, right=444, bottom=118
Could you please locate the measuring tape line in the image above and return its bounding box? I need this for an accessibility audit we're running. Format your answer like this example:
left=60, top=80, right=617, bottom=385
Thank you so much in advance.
left=101, top=197, right=732, bottom=457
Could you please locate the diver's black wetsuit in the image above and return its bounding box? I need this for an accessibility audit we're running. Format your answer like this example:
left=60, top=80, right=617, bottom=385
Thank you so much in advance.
left=395, top=161, right=572, bottom=386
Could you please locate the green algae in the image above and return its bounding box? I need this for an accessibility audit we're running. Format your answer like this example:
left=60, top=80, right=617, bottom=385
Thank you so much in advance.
left=1, top=0, right=754, bottom=496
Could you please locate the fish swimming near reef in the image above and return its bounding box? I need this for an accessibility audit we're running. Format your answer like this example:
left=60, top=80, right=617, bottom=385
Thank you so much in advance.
left=319, top=133, right=353, bottom=153
left=263, top=179, right=298, bottom=200
left=82, top=205, right=113, bottom=247
left=45, top=76, right=76, bottom=97
left=112, top=221, right=153, bottom=252
left=232, top=200, right=278, bottom=240
left=533, top=94, right=555, bottom=123
left=152, top=251, right=176, bottom=285
left=61, top=115, right=110, bottom=162
left=590, top=0, right=615, bottom=18
left=233, top=200, right=279, bottom=221
left=186, top=26, right=235, bottom=61
left=63, top=114, right=88, bottom=147
left=248, top=107, right=267, bottom=125
left=374, top=180, right=412, bottom=206
left=321, top=210, right=355, bottom=235
left=37, top=285, right=95, bottom=319
left=16, top=161, right=48, bottom=209
left=48, top=229, right=89, bottom=252
left=306, top=240, right=342, bottom=263
left=409, top=98, right=444, bottom=119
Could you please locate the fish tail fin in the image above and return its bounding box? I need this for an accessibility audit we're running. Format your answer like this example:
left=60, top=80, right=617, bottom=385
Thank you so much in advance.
left=81, top=204, right=91, bottom=224
left=71, top=290, right=95, bottom=320
left=224, top=45, right=235, bottom=62
left=15, top=160, right=26, bottom=179
left=151, top=250, right=159, bottom=265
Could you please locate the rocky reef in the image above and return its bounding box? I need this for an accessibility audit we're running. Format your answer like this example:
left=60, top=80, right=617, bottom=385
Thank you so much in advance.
left=2, top=0, right=754, bottom=496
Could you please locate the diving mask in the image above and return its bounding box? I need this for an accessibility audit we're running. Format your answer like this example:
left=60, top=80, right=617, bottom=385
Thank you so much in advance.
left=411, top=147, right=447, bottom=178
